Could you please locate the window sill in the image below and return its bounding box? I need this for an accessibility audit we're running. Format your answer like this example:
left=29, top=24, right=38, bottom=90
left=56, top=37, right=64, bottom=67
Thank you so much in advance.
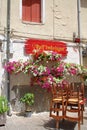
left=22, top=21, right=45, bottom=25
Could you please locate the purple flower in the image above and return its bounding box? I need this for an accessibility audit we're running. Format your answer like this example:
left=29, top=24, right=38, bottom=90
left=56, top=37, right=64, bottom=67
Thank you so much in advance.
left=68, top=68, right=77, bottom=75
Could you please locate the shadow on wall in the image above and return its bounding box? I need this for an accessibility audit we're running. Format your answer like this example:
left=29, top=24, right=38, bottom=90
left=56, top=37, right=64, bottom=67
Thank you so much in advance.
left=81, top=0, right=87, bottom=8
left=11, top=85, right=52, bottom=113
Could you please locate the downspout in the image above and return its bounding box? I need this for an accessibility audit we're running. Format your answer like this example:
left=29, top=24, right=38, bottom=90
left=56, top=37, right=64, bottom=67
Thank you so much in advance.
left=53, top=0, right=55, bottom=39
left=6, top=0, right=12, bottom=116
left=77, top=0, right=83, bottom=65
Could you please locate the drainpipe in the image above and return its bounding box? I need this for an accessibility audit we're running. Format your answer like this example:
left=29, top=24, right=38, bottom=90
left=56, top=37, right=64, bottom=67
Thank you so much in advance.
left=53, top=0, right=55, bottom=39
left=77, top=0, right=83, bottom=65
left=6, top=0, right=12, bottom=116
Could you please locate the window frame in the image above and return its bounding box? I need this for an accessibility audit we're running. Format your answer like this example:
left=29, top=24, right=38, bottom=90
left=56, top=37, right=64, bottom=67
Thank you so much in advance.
left=20, top=0, right=45, bottom=24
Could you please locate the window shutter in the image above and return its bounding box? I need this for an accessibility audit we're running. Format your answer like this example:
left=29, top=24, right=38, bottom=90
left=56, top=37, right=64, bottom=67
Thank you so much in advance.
left=25, top=0, right=31, bottom=21
left=22, top=0, right=26, bottom=21
left=31, top=0, right=41, bottom=22
left=22, top=0, right=41, bottom=23
left=22, top=0, right=31, bottom=21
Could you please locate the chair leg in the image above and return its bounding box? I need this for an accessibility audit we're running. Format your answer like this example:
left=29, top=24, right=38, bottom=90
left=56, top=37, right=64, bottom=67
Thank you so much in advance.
left=54, top=104, right=56, bottom=113
left=57, top=103, right=59, bottom=116
left=81, top=111, right=83, bottom=124
left=50, top=109, right=51, bottom=117
left=81, top=106, right=84, bottom=124
left=50, top=101, right=52, bottom=117
left=78, top=121, right=80, bottom=130
left=64, top=99, right=68, bottom=118
left=78, top=106, right=81, bottom=130
left=56, top=120, right=59, bottom=129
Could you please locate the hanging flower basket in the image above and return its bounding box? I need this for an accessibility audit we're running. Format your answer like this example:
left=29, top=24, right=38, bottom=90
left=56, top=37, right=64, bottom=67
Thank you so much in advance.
left=4, top=51, right=87, bottom=90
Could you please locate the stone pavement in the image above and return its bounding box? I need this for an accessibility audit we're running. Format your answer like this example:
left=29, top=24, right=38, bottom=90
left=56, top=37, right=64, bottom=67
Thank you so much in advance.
left=0, top=110, right=87, bottom=130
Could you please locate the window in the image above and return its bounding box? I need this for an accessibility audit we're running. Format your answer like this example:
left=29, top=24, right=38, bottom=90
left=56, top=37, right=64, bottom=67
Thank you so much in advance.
left=21, top=0, right=45, bottom=23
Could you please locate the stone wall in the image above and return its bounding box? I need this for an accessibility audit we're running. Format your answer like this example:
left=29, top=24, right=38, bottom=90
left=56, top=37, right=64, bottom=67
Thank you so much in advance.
left=11, top=84, right=52, bottom=113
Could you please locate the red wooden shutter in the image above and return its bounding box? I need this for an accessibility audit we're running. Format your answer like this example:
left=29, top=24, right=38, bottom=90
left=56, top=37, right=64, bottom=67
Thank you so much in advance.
left=25, top=0, right=31, bottom=21
left=22, top=0, right=26, bottom=21
left=22, top=0, right=31, bottom=21
left=31, top=0, right=41, bottom=22
left=22, top=0, right=41, bottom=23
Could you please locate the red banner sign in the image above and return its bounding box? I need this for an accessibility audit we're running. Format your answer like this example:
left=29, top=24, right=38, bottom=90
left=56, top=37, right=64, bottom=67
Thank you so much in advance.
left=25, top=39, right=68, bottom=56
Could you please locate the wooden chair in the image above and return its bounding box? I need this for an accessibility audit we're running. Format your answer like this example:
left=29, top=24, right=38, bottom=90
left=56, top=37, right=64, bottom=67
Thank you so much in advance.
left=69, top=82, right=84, bottom=124
left=50, top=83, right=68, bottom=129
left=65, top=82, right=85, bottom=130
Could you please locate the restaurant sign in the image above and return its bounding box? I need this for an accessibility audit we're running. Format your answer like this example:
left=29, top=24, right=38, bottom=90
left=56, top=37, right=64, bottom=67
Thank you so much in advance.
left=25, top=39, right=68, bottom=56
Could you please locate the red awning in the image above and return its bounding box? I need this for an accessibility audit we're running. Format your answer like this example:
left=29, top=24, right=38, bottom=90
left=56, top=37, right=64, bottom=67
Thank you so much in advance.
left=24, top=38, right=68, bottom=56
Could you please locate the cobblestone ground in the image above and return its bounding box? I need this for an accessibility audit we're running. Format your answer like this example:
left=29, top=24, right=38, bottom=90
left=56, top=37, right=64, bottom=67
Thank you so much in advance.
left=0, top=110, right=87, bottom=130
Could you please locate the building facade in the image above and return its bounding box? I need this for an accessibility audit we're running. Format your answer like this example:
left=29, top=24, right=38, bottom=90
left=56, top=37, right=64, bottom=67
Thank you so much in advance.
left=0, top=0, right=87, bottom=112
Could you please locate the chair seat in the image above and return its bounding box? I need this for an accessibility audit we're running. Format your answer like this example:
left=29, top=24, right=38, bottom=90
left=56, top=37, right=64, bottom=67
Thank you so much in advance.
left=53, top=98, right=62, bottom=101
left=68, top=98, right=78, bottom=102
left=53, top=97, right=66, bottom=102
left=68, top=98, right=83, bottom=103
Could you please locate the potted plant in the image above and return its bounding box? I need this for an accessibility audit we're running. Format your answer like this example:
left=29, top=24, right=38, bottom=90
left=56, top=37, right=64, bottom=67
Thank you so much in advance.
left=20, top=93, right=34, bottom=117
left=0, top=96, right=9, bottom=125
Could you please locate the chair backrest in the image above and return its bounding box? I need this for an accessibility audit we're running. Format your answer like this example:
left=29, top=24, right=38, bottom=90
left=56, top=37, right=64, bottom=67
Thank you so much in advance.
left=51, top=82, right=68, bottom=99
left=67, top=82, right=84, bottom=100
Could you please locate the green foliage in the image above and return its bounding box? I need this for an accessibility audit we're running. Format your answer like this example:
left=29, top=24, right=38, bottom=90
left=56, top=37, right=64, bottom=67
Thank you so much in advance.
left=20, top=93, right=34, bottom=106
left=0, top=96, right=9, bottom=114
